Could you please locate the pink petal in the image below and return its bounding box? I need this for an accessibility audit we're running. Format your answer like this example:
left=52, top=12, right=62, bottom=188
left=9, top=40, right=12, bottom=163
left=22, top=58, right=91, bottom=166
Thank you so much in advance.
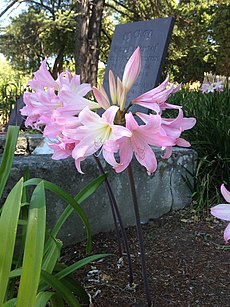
left=162, top=109, right=196, bottom=131
left=161, top=146, right=172, bottom=159
left=122, top=47, right=141, bottom=92
left=116, top=77, right=124, bottom=107
left=176, top=138, right=191, bottom=147
left=119, top=87, right=127, bottom=111
left=102, top=106, right=119, bottom=125
left=72, top=145, right=88, bottom=174
left=93, top=86, right=110, bottom=110
left=59, top=88, right=100, bottom=113
left=136, top=114, right=175, bottom=147
left=74, top=83, right=92, bottom=96
left=133, top=75, right=169, bottom=102
left=125, top=112, right=139, bottom=131
left=103, top=148, right=120, bottom=169
left=109, top=70, right=117, bottom=105
left=115, top=137, right=133, bottom=173
left=32, top=60, right=57, bottom=89
left=78, top=107, right=102, bottom=126
left=132, top=134, right=157, bottom=174
left=221, top=184, right=230, bottom=203
left=224, top=223, right=230, bottom=243
left=210, top=204, right=230, bottom=221
left=50, top=144, right=71, bottom=160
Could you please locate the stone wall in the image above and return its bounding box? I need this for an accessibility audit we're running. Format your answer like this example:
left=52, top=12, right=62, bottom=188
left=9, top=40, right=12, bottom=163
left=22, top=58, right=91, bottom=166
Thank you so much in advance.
left=0, top=133, right=43, bottom=155
left=0, top=147, right=197, bottom=245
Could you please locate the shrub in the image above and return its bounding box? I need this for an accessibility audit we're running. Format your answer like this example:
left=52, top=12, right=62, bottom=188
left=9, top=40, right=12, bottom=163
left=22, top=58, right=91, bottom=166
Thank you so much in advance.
left=168, top=87, right=230, bottom=215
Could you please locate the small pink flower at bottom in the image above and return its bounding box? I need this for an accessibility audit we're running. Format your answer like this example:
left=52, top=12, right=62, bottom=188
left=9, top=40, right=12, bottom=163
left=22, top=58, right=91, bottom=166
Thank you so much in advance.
left=210, top=184, right=230, bottom=243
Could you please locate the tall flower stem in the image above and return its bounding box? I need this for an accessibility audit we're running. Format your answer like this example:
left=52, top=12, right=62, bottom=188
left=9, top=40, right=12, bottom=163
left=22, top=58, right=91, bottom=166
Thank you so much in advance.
left=94, top=155, right=134, bottom=286
left=93, top=155, right=122, bottom=256
left=127, top=163, right=152, bottom=306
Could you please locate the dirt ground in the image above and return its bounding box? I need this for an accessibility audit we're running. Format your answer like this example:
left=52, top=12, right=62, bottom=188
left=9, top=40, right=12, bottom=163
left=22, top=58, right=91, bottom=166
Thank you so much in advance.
left=61, top=208, right=230, bottom=307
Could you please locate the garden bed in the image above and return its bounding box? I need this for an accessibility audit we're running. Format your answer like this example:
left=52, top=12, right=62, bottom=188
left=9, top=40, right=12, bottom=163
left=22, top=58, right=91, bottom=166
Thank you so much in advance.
left=62, top=207, right=230, bottom=306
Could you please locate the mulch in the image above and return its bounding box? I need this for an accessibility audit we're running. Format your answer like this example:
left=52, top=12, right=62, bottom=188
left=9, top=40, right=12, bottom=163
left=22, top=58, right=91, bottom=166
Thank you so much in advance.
left=61, top=208, right=230, bottom=306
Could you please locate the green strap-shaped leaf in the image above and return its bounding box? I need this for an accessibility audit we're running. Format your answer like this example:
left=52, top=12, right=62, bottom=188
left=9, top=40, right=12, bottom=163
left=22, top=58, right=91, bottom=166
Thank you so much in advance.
left=42, top=238, right=62, bottom=273
left=49, top=173, right=107, bottom=253
left=55, top=254, right=113, bottom=280
left=60, top=276, right=89, bottom=304
left=75, top=173, right=108, bottom=204
left=0, top=178, right=23, bottom=305
left=16, top=168, right=30, bottom=269
left=35, top=291, right=55, bottom=307
left=49, top=294, right=64, bottom=307
left=24, top=178, right=91, bottom=252
left=0, top=126, right=19, bottom=199
left=38, top=238, right=63, bottom=291
left=40, top=270, right=81, bottom=307
left=16, top=181, right=46, bottom=307
left=8, top=268, right=21, bottom=279
left=3, top=298, right=17, bottom=307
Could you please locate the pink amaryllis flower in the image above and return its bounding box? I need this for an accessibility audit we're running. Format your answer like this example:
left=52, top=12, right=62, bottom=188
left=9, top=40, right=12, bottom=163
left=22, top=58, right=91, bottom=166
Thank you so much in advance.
left=48, top=136, right=80, bottom=160
left=21, top=88, right=61, bottom=129
left=211, top=184, right=230, bottom=243
left=136, top=109, right=196, bottom=159
left=104, top=112, right=175, bottom=174
left=213, top=81, right=224, bottom=93
left=28, top=59, right=57, bottom=91
left=132, top=75, right=181, bottom=113
left=21, top=61, right=99, bottom=138
left=65, top=106, right=132, bottom=173
left=201, top=81, right=224, bottom=94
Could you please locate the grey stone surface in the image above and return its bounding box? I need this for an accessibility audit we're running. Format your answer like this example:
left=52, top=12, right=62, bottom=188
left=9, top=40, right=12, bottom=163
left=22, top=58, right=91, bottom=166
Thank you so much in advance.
left=0, top=133, right=43, bottom=155
left=27, top=134, right=43, bottom=152
left=0, top=147, right=197, bottom=245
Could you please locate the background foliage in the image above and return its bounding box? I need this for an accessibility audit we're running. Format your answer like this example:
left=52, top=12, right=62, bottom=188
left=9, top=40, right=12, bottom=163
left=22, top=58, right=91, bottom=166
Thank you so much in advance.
left=0, top=0, right=229, bottom=84
left=168, top=88, right=230, bottom=214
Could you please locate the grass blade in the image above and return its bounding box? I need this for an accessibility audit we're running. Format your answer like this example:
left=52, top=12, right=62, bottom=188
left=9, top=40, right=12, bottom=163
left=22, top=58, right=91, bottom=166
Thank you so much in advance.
left=55, top=254, right=113, bottom=280
left=40, top=270, right=81, bottom=307
left=35, top=291, right=55, bottom=307
left=24, top=178, right=95, bottom=253
left=49, top=294, right=64, bottom=307
left=16, top=181, right=46, bottom=307
left=0, top=126, right=19, bottom=199
left=0, top=178, right=23, bottom=305
left=42, top=238, right=62, bottom=273
left=8, top=268, right=21, bottom=279
left=60, top=276, right=89, bottom=304
left=3, top=298, right=17, bottom=306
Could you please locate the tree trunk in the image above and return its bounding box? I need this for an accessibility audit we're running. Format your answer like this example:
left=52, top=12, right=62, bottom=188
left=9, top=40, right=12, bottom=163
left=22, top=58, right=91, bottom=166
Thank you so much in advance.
left=52, top=41, right=66, bottom=79
left=75, top=0, right=105, bottom=86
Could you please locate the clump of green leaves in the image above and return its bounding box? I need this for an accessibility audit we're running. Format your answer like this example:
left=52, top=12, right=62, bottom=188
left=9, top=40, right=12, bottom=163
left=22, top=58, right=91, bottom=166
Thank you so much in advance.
left=0, top=126, right=111, bottom=306
left=168, top=87, right=230, bottom=215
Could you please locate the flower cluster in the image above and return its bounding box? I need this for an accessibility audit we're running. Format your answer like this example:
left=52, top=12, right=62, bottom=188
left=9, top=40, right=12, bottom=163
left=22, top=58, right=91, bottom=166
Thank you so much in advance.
left=21, top=47, right=196, bottom=174
left=211, top=184, right=230, bottom=243
left=201, top=81, right=224, bottom=94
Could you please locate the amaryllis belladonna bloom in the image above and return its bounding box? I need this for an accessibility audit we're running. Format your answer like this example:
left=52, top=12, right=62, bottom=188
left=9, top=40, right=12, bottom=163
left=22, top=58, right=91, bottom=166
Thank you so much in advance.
left=211, top=184, right=230, bottom=243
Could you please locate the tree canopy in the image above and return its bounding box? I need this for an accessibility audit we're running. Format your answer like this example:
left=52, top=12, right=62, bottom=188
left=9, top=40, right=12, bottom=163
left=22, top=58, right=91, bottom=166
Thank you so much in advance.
left=0, top=0, right=76, bottom=77
left=0, top=0, right=229, bottom=84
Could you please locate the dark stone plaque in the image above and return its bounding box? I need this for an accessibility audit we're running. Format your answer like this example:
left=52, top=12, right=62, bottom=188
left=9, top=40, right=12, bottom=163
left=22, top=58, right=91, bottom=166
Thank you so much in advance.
left=4, top=96, right=25, bottom=131
left=103, top=17, right=174, bottom=106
